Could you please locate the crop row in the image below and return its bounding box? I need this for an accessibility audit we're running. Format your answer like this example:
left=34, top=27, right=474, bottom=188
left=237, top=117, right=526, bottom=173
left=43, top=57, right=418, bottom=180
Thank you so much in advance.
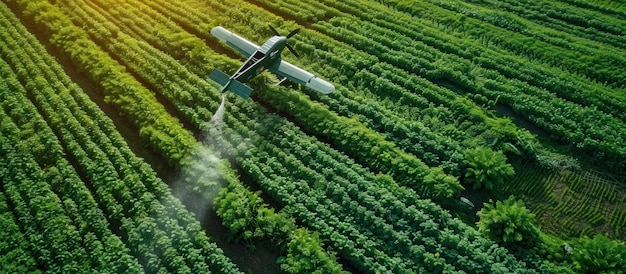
left=135, top=0, right=464, bottom=188
left=553, top=188, right=604, bottom=238
left=500, top=160, right=626, bottom=240
left=540, top=169, right=625, bottom=239
left=255, top=5, right=494, bottom=172
left=249, top=0, right=335, bottom=22
left=57, top=1, right=449, bottom=270
left=307, top=10, right=625, bottom=167
left=247, top=0, right=564, bottom=169
left=69, top=0, right=462, bottom=202
left=265, top=0, right=626, bottom=171
left=0, top=123, right=102, bottom=272
left=571, top=171, right=619, bottom=203
left=68, top=0, right=457, bottom=268
left=379, top=0, right=626, bottom=89
left=61, top=0, right=225, bottom=126
left=610, top=205, right=626, bottom=238
left=430, top=0, right=625, bottom=49
left=1, top=3, right=240, bottom=273
left=240, top=128, right=528, bottom=272
left=315, top=82, right=467, bottom=175
left=0, top=190, right=40, bottom=273
left=213, top=167, right=346, bottom=273
left=500, top=162, right=556, bottom=203
left=0, top=61, right=141, bottom=272
left=151, top=0, right=465, bottom=200
left=52, top=0, right=543, bottom=272
left=86, top=0, right=467, bottom=177
left=213, top=0, right=494, bottom=171
left=99, top=2, right=598, bottom=261
left=26, top=0, right=346, bottom=270
left=564, top=170, right=626, bottom=236
left=8, top=0, right=233, bottom=201
left=266, top=0, right=626, bottom=126
left=374, top=7, right=626, bottom=124
left=558, top=0, right=626, bottom=17
left=458, top=0, right=626, bottom=49
left=241, top=123, right=537, bottom=273
left=7, top=0, right=199, bottom=167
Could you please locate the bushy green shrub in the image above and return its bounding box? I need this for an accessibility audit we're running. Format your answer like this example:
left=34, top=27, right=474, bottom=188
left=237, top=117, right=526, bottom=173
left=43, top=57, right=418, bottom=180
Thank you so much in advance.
left=464, top=147, right=515, bottom=191
left=477, top=196, right=539, bottom=247
left=573, top=234, right=626, bottom=273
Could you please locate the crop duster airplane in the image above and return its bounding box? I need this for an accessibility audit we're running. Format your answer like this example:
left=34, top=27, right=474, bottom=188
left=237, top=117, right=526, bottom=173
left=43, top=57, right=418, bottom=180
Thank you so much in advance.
left=209, top=25, right=335, bottom=99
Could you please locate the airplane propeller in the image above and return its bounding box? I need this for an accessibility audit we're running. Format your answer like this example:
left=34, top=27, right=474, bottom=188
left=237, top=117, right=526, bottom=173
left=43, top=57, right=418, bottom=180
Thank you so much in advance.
left=269, top=25, right=300, bottom=58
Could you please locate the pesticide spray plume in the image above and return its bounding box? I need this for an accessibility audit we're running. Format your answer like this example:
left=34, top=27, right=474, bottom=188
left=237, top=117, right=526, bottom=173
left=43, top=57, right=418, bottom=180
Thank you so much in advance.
left=210, top=93, right=227, bottom=134
left=170, top=93, right=228, bottom=225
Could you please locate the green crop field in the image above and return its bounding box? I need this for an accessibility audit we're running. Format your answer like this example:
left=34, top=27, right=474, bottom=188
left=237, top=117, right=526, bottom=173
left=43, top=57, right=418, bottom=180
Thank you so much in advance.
left=1, top=0, right=625, bottom=273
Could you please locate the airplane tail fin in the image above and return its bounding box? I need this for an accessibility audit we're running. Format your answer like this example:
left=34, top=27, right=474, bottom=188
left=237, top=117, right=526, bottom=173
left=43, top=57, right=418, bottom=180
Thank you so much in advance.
left=208, top=69, right=253, bottom=99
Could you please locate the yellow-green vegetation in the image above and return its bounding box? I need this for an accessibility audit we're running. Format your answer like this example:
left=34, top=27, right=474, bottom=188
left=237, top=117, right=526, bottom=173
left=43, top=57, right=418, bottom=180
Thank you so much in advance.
left=1, top=0, right=624, bottom=272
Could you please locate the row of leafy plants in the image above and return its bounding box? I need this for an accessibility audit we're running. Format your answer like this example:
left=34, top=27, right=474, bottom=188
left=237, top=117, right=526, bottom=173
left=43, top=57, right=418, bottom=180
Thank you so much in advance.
left=7, top=0, right=228, bottom=209
left=468, top=174, right=626, bottom=273
left=8, top=0, right=623, bottom=272
left=558, top=0, right=626, bottom=16
left=260, top=0, right=626, bottom=126
left=237, top=115, right=535, bottom=273
left=458, top=0, right=626, bottom=49
left=259, top=0, right=625, bottom=175
left=147, top=0, right=467, bottom=200
left=12, top=0, right=349, bottom=271
left=72, top=0, right=463, bottom=202
left=304, top=7, right=625, bottom=171
left=65, top=0, right=461, bottom=269
left=246, top=0, right=553, bottom=171
left=57, top=0, right=438, bottom=271
left=0, top=79, right=56, bottom=274
left=213, top=167, right=346, bottom=273
left=88, top=0, right=466, bottom=179
left=56, top=0, right=548, bottom=272
left=430, top=0, right=626, bottom=50
left=379, top=0, right=626, bottom=89
left=258, top=0, right=626, bottom=253
left=127, top=0, right=624, bottom=270
left=88, top=1, right=604, bottom=270
left=6, top=0, right=197, bottom=167
left=2, top=2, right=241, bottom=273
left=0, top=60, right=142, bottom=272
left=320, top=9, right=624, bottom=121
left=0, top=190, right=40, bottom=273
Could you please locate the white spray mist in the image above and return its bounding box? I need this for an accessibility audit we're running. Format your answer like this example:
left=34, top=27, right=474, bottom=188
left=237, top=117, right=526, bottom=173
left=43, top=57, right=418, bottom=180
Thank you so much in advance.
left=210, top=93, right=227, bottom=133
left=170, top=93, right=228, bottom=225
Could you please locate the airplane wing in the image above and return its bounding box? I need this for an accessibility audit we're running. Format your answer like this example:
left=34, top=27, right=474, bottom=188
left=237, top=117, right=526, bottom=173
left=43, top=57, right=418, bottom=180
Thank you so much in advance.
left=269, top=60, right=335, bottom=94
left=210, top=26, right=259, bottom=57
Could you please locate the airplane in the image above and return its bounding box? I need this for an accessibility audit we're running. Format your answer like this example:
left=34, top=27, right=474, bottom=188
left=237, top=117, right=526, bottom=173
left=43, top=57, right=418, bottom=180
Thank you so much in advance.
left=208, top=25, right=335, bottom=99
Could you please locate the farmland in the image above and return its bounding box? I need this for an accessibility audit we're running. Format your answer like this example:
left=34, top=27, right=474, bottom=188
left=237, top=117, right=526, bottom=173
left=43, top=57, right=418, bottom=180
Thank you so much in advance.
left=1, top=0, right=625, bottom=273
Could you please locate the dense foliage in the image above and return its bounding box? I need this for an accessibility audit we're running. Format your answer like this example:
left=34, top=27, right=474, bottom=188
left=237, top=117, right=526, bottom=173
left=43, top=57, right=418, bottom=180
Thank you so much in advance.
left=477, top=197, right=540, bottom=247
left=464, top=147, right=515, bottom=191
left=0, top=2, right=239, bottom=272
left=281, top=228, right=346, bottom=274
left=573, top=234, right=626, bottom=273
left=214, top=177, right=346, bottom=273
left=1, top=0, right=624, bottom=272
